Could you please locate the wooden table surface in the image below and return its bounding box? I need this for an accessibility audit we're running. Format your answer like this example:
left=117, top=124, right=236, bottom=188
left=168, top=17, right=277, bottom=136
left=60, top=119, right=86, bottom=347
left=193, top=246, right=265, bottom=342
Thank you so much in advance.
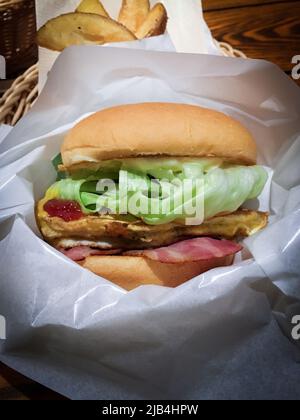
left=203, top=0, right=300, bottom=85
left=1, top=0, right=299, bottom=401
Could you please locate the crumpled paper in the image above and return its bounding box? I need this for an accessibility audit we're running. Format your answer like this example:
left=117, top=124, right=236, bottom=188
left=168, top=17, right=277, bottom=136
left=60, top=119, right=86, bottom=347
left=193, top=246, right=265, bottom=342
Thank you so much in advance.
left=36, top=0, right=219, bottom=89
left=0, top=45, right=300, bottom=399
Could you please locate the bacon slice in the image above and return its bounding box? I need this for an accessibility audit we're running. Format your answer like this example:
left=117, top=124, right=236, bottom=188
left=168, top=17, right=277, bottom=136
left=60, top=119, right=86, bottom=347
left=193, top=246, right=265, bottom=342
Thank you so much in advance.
left=124, top=237, right=242, bottom=264
left=60, top=246, right=121, bottom=262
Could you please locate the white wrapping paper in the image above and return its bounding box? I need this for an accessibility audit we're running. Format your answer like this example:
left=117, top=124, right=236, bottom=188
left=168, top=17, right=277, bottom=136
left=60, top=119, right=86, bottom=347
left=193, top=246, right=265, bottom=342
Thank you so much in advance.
left=36, top=0, right=219, bottom=90
left=0, top=46, right=300, bottom=399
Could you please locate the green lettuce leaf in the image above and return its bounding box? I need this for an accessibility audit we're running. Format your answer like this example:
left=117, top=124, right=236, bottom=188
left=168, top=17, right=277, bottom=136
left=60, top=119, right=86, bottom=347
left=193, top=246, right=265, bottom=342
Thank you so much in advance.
left=52, top=153, right=67, bottom=181
left=46, top=158, right=268, bottom=225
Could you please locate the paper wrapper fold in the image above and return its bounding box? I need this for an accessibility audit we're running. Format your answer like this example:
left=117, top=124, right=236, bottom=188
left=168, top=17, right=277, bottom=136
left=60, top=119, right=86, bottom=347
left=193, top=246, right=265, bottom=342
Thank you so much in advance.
left=0, top=46, right=300, bottom=399
left=35, top=0, right=219, bottom=90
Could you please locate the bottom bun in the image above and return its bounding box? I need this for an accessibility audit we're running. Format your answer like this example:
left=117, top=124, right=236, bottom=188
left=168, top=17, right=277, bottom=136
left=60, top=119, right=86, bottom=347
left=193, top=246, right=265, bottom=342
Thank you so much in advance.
left=80, top=255, right=234, bottom=290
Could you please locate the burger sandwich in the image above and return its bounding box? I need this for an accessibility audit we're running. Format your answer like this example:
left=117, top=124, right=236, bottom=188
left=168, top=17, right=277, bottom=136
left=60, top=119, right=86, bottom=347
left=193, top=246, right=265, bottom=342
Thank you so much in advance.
left=36, top=103, right=268, bottom=290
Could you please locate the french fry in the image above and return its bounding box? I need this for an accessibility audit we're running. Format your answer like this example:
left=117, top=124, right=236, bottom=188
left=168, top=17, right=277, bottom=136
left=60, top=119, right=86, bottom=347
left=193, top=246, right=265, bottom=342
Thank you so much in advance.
left=76, top=0, right=109, bottom=18
left=118, top=0, right=150, bottom=34
left=37, top=13, right=136, bottom=52
left=136, top=3, right=167, bottom=39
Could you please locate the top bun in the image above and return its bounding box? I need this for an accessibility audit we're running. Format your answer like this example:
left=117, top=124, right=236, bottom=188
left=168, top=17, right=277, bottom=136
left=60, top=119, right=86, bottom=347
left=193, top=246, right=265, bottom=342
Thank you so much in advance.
left=61, top=103, right=257, bottom=169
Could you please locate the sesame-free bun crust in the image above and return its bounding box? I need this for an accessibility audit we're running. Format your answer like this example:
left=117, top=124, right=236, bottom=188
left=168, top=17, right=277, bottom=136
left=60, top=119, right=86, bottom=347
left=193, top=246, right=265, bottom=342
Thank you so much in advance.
left=80, top=255, right=234, bottom=290
left=62, top=103, right=257, bottom=169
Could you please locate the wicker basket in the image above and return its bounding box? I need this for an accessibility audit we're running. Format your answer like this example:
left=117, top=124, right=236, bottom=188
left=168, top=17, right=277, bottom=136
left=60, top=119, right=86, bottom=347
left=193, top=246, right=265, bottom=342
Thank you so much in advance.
left=0, top=0, right=37, bottom=79
left=0, top=41, right=246, bottom=126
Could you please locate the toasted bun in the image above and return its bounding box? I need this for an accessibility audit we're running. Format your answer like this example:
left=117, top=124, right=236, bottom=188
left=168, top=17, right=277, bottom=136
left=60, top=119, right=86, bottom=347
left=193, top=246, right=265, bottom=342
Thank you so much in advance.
left=62, top=103, right=257, bottom=169
left=80, top=255, right=234, bottom=290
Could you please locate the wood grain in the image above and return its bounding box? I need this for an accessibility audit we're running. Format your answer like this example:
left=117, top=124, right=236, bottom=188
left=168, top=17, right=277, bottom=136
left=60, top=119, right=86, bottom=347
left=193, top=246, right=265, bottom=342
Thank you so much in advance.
left=203, top=0, right=290, bottom=11
left=204, top=1, right=300, bottom=71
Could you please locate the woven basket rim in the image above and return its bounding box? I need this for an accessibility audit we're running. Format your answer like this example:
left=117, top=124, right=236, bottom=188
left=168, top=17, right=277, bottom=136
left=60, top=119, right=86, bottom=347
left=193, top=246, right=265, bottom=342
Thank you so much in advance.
left=0, top=0, right=25, bottom=6
left=0, top=0, right=26, bottom=12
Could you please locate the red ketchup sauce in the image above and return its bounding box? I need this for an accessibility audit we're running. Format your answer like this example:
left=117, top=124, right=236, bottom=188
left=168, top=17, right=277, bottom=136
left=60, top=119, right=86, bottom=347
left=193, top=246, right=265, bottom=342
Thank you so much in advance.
left=44, top=199, right=83, bottom=222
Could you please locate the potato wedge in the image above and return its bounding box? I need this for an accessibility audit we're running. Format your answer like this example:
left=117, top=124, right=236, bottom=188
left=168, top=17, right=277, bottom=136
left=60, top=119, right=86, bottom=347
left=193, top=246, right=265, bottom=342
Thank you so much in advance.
left=37, top=13, right=136, bottom=51
left=76, top=0, right=109, bottom=18
left=118, top=0, right=150, bottom=34
left=136, top=3, right=167, bottom=39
